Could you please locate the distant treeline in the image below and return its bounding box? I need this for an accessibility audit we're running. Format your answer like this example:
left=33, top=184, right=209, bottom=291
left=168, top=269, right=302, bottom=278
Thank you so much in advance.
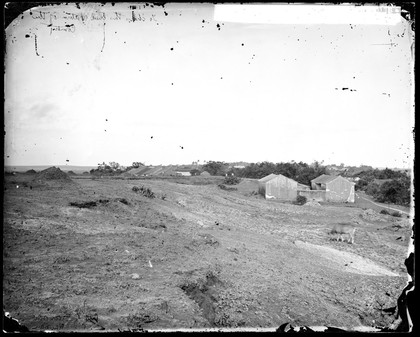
left=202, top=161, right=411, bottom=206
left=90, top=162, right=125, bottom=175
left=353, top=168, right=411, bottom=206
left=90, top=160, right=411, bottom=207
left=202, top=160, right=327, bottom=186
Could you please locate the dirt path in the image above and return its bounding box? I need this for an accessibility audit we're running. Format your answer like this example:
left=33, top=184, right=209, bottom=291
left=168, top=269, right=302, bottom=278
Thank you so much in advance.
left=355, top=193, right=411, bottom=216
left=294, top=241, right=400, bottom=277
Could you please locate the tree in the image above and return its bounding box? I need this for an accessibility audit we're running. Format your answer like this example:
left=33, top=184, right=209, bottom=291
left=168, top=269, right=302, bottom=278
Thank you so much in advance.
left=355, top=178, right=369, bottom=191
left=109, top=162, right=120, bottom=171
left=375, top=178, right=411, bottom=206
left=294, top=161, right=327, bottom=186
left=132, top=162, right=144, bottom=168
left=366, top=182, right=380, bottom=197
left=190, top=169, right=201, bottom=176
left=201, top=161, right=228, bottom=176
left=237, top=162, right=277, bottom=179
left=91, top=161, right=121, bottom=176
left=233, top=160, right=327, bottom=184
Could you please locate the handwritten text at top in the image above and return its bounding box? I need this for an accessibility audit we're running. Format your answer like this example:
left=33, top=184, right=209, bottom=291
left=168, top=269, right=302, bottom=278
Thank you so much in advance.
left=30, top=10, right=157, bottom=24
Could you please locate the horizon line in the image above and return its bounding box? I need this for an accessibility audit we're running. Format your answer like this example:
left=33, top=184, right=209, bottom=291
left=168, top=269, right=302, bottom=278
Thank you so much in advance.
left=4, top=162, right=412, bottom=171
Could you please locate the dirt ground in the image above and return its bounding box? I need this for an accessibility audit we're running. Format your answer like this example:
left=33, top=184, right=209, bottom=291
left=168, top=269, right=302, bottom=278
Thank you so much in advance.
left=3, top=174, right=412, bottom=331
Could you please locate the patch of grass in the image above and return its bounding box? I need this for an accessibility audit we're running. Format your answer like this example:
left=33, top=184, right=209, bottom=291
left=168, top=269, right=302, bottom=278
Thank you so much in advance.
left=380, top=209, right=390, bottom=215
left=391, top=211, right=402, bottom=218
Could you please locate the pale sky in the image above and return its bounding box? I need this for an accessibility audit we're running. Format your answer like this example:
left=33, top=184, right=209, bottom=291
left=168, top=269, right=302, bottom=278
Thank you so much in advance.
left=4, top=3, right=414, bottom=168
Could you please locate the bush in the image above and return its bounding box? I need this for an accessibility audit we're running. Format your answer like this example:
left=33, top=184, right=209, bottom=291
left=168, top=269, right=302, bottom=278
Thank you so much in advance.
left=294, top=195, right=307, bottom=205
left=117, top=198, right=129, bottom=205
left=391, top=211, right=402, bottom=218
left=190, top=169, right=201, bottom=176
left=132, top=185, right=155, bottom=198
left=380, top=209, right=390, bottom=215
left=223, top=175, right=241, bottom=185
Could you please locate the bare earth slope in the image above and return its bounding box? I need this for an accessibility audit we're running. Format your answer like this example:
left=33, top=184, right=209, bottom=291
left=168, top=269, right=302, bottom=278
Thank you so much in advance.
left=3, top=175, right=411, bottom=331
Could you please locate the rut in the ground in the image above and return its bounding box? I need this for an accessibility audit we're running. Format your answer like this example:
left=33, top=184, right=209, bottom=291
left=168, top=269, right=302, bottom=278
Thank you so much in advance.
left=180, top=272, right=223, bottom=326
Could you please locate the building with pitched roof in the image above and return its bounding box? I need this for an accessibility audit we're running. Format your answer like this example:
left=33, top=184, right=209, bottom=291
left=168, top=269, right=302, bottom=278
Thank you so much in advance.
left=258, top=174, right=301, bottom=200
left=299, top=174, right=355, bottom=202
left=257, top=173, right=354, bottom=203
left=311, top=174, right=340, bottom=190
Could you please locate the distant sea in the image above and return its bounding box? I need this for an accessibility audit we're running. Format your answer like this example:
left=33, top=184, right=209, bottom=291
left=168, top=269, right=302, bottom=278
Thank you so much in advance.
left=4, top=165, right=97, bottom=174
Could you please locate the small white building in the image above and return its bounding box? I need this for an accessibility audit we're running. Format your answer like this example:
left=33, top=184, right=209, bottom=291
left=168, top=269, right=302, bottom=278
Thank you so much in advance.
left=176, top=171, right=191, bottom=176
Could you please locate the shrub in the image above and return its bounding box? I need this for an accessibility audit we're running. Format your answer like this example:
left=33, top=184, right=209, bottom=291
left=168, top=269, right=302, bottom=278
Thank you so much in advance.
left=117, top=198, right=129, bottom=205
left=223, top=175, right=241, bottom=185
left=380, top=209, right=390, bottom=215
left=391, top=211, right=402, bottom=218
left=294, top=195, right=307, bottom=205
left=132, top=185, right=155, bottom=198
left=143, top=187, right=155, bottom=198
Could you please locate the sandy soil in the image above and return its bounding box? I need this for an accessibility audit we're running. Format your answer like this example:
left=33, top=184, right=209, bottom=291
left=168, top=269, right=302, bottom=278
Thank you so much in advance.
left=3, top=174, right=411, bottom=331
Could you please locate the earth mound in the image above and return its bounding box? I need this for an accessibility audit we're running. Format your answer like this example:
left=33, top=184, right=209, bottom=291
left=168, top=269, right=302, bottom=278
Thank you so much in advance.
left=25, top=169, right=37, bottom=175
left=31, top=167, right=75, bottom=187
left=67, top=170, right=77, bottom=176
